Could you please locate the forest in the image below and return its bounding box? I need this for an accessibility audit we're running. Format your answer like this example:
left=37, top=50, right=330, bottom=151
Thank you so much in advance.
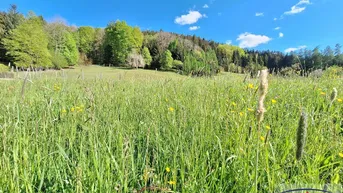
left=1, top=5, right=343, bottom=76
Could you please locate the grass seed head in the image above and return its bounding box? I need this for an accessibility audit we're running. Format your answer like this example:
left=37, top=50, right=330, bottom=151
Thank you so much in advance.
left=257, top=69, right=269, bottom=123
left=296, top=110, right=308, bottom=161
left=330, top=88, right=338, bottom=103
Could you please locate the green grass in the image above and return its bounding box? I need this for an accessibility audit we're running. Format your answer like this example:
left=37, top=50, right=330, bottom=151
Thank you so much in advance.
left=0, top=66, right=343, bottom=192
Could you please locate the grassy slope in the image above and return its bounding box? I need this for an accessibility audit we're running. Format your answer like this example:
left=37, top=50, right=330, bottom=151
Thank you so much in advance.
left=0, top=66, right=342, bottom=192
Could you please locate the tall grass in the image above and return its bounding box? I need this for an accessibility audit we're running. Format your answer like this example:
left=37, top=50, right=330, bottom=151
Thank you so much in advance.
left=0, top=69, right=342, bottom=192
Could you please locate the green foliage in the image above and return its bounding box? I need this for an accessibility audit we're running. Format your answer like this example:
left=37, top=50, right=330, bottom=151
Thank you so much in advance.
left=2, top=14, right=52, bottom=68
left=160, top=50, right=173, bottom=69
left=62, top=32, right=79, bottom=66
left=104, top=21, right=143, bottom=65
left=77, top=26, right=95, bottom=55
left=172, top=59, right=183, bottom=68
left=51, top=52, right=68, bottom=69
left=183, top=49, right=219, bottom=76
left=141, top=47, right=152, bottom=66
left=0, top=63, right=9, bottom=72
left=216, top=44, right=245, bottom=70
left=46, top=22, right=79, bottom=66
left=322, top=66, right=343, bottom=79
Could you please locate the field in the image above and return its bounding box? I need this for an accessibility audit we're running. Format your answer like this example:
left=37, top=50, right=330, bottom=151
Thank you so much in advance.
left=0, top=65, right=342, bottom=192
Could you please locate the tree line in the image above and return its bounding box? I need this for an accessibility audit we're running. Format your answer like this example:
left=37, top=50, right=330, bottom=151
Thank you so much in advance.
left=0, top=5, right=342, bottom=76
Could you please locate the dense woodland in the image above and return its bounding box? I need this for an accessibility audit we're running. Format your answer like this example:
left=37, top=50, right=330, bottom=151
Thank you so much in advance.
left=1, top=5, right=343, bottom=76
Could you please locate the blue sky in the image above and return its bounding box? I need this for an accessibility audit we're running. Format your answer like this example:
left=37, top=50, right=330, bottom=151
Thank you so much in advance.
left=0, top=0, right=342, bottom=52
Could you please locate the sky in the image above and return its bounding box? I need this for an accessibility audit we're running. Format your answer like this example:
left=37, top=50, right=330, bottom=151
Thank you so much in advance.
left=0, top=0, right=342, bottom=53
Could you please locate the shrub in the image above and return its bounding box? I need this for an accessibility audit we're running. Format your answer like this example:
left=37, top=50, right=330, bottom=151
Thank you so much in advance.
left=172, top=60, right=183, bottom=70
left=126, top=52, right=145, bottom=68
left=0, top=63, right=9, bottom=72
left=322, top=66, right=343, bottom=79
left=51, top=52, right=68, bottom=69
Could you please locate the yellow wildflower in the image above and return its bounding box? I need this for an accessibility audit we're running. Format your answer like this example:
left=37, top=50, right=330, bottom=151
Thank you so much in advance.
left=337, top=98, right=342, bottom=103
left=248, top=108, right=254, bottom=112
left=265, top=125, right=271, bottom=130
left=320, top=92, right=326, bottom=96
left=70, top=107, right=75, bottom=112
left=239, top=112, right=244, bottom=117
left=248, top=84, right=254, bottom=89
left=165, top=167, right=171, bottom=173
left=168, top=180, right=176, bottom=185
left=271, top=99, right=277, bottom=104
left=260, top=136, right=265, bottom=141
left=231, top=102, right=237, bottom=106
left=169, top=107, right=175, bottom=112
left=61, top=109, right=67, bottom=114
left=339, top=153, right=343, bottom=158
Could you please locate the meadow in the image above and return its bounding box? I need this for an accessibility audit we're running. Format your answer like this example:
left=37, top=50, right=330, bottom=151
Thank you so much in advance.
left=0, top=66, right=342, bottom=192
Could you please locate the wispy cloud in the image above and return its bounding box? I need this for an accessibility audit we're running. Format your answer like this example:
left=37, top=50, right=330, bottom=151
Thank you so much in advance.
left=203, top=4, right=209, bottom=8
left=274, top=27, right=281, bottom=30
left=226, top=40, right=232, bottom=45
left=189, top=26, right=200, bottom=31
left=255, top=12, right=264, bottom=17
left=285, top=45, right=307, bottom=53
left=175, top=11, right=205, bottom=25
left=274, top=18, right=278, bottom=21
left=284, top=0, right=311, bottom=15
left=279, top=32, right=284, bottom=38
left=236, top=32, right=272, bottom=48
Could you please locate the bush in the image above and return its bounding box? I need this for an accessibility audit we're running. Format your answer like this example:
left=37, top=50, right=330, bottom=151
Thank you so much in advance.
left=322, top=66, right=343, bottom=79
left=51, top=53, right=68, bottom=69
left=0, top=63, right=9, bottom=72
left=173, top=60, right=183, bottom=70
left=126, top=52, right=145, bottom=68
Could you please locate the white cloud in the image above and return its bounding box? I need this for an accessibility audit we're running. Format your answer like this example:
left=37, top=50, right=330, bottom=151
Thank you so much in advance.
left=296, top=0, right=311, bottom=6
left=284, top=45, right=307, bottom=53
left=175, top=11, right=204, bottom=25
left=203, top=4, right=209, bottom=8
left=279, top=32, right=284, bottom=38
left=284, top=0, right=311, bottom=15
left=274, top=18, right=278, bottom=21
left=255, top=12, right=264, bottom=17
left=203, top=14, right=208, bottom=18
left=236, top=32, right=272, bottom=48
left=284, top=6, right=306, bottom=15
left=274, top=27, right=281, bottom=30
left=189, top=26, right=200, bottom=31
left=226, top=40, right=232, bottom=45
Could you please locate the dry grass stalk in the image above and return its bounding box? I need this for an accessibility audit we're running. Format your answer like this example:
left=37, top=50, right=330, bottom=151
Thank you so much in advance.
left=256, top=69, right=269, bottom=124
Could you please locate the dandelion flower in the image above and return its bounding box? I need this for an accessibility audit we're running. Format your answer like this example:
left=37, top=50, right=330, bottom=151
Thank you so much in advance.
left=70, top=107, right=75, bottom=112
left=248, top=84, right=254, bottom=89
left=169, top=107, right=175, bottom=112
left=271, top=99, right=277, bottom=104
left=320, top=92, right=326, bottom=96
left=239, top=112, right=244, bottom=117
left=61, top=109, right=67, bottom=114
left=338, top=98, right=343, bottom=103
left=265, top=125, right=271, bottom=130
left=168, top=180, right=176, bottom=185
left=248, top=108, right=254, bottom=112
left=165, top=167, right=171, bottom=173
left=339, top=153, right=343, bottom=158
left=260, top=136, right=265, bottom=141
